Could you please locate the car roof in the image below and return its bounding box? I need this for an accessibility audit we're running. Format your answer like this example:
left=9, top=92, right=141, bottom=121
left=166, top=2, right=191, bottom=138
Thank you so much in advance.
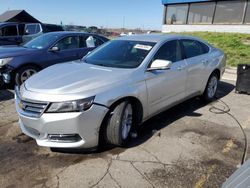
left=0, top=22, right=19, bottom=26
left=117, top=33, right=204, bottom=43
left=45, top=31, right=87, bottom=35
left=44, top=31, right=107, bottom=38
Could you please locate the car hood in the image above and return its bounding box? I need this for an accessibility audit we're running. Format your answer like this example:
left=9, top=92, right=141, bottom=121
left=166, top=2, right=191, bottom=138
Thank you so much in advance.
left=25, top=61, right=134, bottom=95
left=0, top=46, right=38, bottom=58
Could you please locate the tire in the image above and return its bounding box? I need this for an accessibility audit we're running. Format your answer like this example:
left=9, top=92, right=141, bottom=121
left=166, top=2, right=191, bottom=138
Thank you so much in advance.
left=105, top=101, right=133, bottom=146
left=203, top=73, right=219, bottom=102
left=15, top=65, right=39, bottom=86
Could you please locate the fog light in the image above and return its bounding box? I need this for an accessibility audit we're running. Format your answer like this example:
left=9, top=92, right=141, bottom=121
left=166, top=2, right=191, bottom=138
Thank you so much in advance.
left=48, top=134, right=82, bottom=143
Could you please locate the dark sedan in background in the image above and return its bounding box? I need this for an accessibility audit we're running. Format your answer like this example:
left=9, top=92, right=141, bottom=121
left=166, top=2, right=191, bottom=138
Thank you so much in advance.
left=0, top=31, right=109, bottom=86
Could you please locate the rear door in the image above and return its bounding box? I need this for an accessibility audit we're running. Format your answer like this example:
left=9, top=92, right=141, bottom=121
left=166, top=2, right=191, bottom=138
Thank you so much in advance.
left=180, top=39, right=210, bottom=96
left=79, top=35, right=106, bottom=57
left=0, top=24, right=22, bottom=45
left=145, top=40, right=187, bottom=116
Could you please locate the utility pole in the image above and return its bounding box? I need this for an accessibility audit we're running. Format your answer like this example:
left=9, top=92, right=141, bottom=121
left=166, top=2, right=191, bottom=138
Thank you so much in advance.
left=123, top=16, right=125, bottom=32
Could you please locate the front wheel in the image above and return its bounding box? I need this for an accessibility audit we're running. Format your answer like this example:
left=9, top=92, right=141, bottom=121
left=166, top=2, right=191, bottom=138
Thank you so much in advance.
left=15, top=65, right=39, bottom=86
left=203, top=73, right=218, bottom=102
left=105, top=101, right=133, bottom=146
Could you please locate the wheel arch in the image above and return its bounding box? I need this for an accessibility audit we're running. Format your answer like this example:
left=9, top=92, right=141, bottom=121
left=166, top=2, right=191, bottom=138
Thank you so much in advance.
left=108, top=96, right=144, bottom=126
left=203, top=68, right=221, bottom=91
left=12, top=63, right=43, bottom=85
left=15, top=63, right=42, bottom=72
left=212, top=68, right=221, bottom=80
left=98, top=96, right=144, bottom=148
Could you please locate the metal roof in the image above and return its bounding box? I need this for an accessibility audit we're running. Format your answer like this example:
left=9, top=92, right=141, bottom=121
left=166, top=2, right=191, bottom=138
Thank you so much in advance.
left=162, top=0, right=212, bottom=5
left=0, top=10, right=40, bottom=23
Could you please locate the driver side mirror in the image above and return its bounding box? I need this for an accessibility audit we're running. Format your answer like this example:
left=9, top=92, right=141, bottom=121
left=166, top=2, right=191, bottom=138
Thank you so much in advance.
left=147, top=59, right=172, bottom=71
left=49, top=46, right=60, bottom=52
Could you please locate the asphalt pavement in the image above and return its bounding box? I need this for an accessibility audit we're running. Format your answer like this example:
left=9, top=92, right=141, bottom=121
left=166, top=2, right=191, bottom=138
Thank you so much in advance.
left=0, top=77, right=249, bottom=188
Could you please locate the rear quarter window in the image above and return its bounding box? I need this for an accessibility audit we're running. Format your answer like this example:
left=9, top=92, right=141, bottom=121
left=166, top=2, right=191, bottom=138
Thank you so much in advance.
left=181, top=39, right=210, bottom=59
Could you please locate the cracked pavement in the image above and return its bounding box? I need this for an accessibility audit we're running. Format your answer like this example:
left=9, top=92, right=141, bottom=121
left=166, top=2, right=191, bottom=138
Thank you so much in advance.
left=0, top=80, right=250, bottom=188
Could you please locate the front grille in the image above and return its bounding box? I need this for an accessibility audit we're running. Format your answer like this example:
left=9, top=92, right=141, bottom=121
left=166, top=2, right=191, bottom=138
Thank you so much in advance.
left=19, top=100, right=48, bottom=117
left=15, top=87, right=49, bottom=118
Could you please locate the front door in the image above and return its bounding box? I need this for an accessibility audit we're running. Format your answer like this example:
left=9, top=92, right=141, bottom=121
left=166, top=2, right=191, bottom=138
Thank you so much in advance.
left=145, top=40, right=187, bottom=116
left=45, top=36, right=82, bottom=67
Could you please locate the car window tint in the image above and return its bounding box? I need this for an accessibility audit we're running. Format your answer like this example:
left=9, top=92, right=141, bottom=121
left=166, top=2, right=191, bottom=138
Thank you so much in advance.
left=25, top=24, right=41, bottom=35
left=24, top=33, right=61, bottom=49
left=80, top=36, right=88, bottom=48
left=154, top=40, right=182, bottom=63
left=1, top=25, right=18, bottom=36
left=55, top=36, right=80, bottom=50
left=85, top=40, right=155, bottom=69
left=199, top=41, right=210, bottom=54
left=93, top=37, right=104, bottom=46
left=18, top=24, right=25, bottom=35
left=80, top=36, right=104, bottom=48
left=181, top=39, right=209, bottom=59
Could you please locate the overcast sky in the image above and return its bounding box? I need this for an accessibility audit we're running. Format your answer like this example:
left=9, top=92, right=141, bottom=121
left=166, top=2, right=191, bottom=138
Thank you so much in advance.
left=0, top=0, right=164, bottom=30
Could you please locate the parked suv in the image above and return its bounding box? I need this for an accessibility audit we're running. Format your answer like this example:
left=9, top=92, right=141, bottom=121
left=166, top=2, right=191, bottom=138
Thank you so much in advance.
left=15, top=34, right=226, bottom=149
left=0, top=31, right=109, bottom=86
left=0, top=22, right=64, bottom=46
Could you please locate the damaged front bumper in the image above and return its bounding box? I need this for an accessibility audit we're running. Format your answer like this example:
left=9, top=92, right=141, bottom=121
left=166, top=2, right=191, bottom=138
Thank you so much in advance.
left=0, top=65, right=14, bottom=85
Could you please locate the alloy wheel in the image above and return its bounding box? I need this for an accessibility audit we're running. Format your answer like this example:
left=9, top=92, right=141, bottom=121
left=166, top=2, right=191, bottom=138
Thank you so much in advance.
left=207, top=76, right=218, bottom=99
left=121, top=104, right=133, bottom=140
left=20, top=69, right=37, bottom=83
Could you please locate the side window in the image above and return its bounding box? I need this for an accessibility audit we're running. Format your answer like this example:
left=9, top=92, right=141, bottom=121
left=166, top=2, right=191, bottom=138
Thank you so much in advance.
left=93, top=37, right=104, bottom=46
left=199, top=41, right=210, bottom=54
left=0, top=25, right=18, bottom=36
left=55, top=36, right=80, bottom=50
left=79, top=36, right=104, bottom=48
left=25, top=24, right=41, bottom=35
left=181, top=39, right=209, bottom=59
left=154, top=40, right=182, bottom=63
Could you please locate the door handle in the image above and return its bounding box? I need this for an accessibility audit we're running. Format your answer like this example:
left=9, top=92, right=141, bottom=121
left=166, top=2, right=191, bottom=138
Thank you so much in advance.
left=177, top=66, right=185, bottom=71
left=202, top=60, right=209, bottom=64
left=177, top=67, right=182, bottom=70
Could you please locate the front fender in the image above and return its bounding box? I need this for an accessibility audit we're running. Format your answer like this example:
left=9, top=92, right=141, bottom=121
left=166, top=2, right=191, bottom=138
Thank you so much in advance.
left=94, top=80, right=148, bottom=120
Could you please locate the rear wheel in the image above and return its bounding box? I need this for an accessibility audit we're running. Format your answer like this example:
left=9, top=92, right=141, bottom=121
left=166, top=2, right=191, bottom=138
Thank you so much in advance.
left=15, top=65, right=39, bottom=86
left=105, top=101, right=133, bottom=146
left=203, top=73, right=218, bottom=102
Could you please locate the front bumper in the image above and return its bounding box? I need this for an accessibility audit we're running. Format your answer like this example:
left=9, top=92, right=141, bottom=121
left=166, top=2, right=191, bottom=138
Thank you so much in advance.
left=15, top=93, right=109, bottom=149
left=0, top=66, right=13, bottom=84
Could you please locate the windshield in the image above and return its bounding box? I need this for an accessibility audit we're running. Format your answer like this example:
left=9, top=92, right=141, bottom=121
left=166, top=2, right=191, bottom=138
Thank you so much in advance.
left=23, top=33, right=61, bottom=49
left=84, top=40, right=155, bottom=69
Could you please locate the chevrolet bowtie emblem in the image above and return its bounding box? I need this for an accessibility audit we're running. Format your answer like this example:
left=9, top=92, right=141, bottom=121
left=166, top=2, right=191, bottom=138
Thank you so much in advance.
left=19, top=101, right=27, bottom=110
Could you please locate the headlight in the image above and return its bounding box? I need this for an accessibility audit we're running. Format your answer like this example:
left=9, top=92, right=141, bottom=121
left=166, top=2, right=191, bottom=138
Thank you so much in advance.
left=0, top=58, right=13, bottom=67
left=46, top=96, right=95, bottom=113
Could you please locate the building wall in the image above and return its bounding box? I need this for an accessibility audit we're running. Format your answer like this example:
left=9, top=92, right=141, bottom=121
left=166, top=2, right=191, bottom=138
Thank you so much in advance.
left=162, top=24, right=250, bottom=33
left=162, top=0, right=250, bottom=33
left=162, top=0, right=210, bottom=4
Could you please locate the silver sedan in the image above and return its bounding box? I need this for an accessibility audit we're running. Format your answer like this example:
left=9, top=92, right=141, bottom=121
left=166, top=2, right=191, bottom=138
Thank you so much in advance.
left=15, top=34, right=226, bottom=149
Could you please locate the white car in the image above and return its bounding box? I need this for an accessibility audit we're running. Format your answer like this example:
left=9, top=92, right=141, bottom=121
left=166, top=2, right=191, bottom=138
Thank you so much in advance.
left=15, top=34, right=226, bottom=149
